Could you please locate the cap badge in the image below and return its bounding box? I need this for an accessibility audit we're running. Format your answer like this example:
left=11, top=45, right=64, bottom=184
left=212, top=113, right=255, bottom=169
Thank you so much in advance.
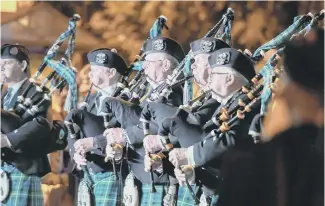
left=153, top=39, right=166, bottom=51
left=215, top=52, right=231, bottom=65
left=95, top=53, right=107, bottom=64
left=9, top=47, right=19, bottom=55
left=200, top=40, right=215, bottom=53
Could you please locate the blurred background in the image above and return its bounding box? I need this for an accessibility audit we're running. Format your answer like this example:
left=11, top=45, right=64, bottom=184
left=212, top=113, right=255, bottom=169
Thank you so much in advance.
left=1, top=1, right=324, bottom=206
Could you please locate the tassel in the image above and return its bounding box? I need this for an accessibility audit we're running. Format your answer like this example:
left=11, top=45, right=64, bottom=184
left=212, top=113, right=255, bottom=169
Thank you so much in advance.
left=123, top=173, right=139, bottom=206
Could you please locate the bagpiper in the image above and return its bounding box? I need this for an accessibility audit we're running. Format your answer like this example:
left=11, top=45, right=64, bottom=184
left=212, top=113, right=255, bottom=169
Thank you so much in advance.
left=1, top=44, right=53, bottom=206
left=102, top=37, right=185, bottom=205
left=65, top=48, right=130, bottom=205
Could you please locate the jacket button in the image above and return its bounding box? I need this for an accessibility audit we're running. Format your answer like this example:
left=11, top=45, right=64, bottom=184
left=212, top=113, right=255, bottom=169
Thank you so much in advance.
left=1, top=153, right=5, bottom=156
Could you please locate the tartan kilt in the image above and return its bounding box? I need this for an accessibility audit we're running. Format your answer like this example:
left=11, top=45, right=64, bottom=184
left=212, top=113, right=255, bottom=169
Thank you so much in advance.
left=139, top=183, right=168, bottom=206
left=87, top=171, right=122, bottom=206
left=178, top=185, right=219, bottom=206
left=177, top=185, right=199, bottom=206
left=1, top=163, right=44, bottom=206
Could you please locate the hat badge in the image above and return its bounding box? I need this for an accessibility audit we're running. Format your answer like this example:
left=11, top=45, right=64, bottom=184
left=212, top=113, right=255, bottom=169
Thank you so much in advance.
left=153, top=39, right=166, bottom=51
left=215, top=52, right=230, bottom=65
left=9, top=47, right=19, bottom=55
left=95, top=53, right=107, bottom=64
left=200, top=40, right=215, bottom=53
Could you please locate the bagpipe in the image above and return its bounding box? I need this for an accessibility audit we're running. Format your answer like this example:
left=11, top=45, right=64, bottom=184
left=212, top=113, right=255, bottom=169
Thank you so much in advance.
left=1, top=14, right=80, bottom=153
left=180, top=11, right=319, bottom=142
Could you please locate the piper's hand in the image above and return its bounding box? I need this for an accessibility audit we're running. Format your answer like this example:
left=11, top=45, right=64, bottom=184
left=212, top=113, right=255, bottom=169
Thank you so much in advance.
left=73, top=153, right=87, bottom=170
left=105, top=143, right=123, bottom=162
left=169, top=148, right=189, bottom=168
left=103, top=128, right=125, bottom=145
left=174, top=166, right=196, bottom=186
left=74, top=137, right=95, bottom=155
left=143, top=135, right=164, bottom=154
left=144, top=153, right=163, bottom=172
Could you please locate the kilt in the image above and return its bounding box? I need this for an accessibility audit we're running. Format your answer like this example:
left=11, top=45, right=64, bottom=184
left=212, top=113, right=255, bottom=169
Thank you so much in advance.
left=85, top=171, right=122, bottom=206
left=177, top=185, right=199, bottom=206
left=177, top=185, right=219, bottom=206
left=139, top=183, right=168, bottom=206
left=1, top=163, right=44, bottom=206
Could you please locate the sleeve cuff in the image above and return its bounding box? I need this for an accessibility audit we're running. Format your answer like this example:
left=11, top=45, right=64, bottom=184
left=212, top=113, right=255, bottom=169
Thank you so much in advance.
left=187, top=146, right=196, bottom=168
left=1, top=134, right=21, bottom=153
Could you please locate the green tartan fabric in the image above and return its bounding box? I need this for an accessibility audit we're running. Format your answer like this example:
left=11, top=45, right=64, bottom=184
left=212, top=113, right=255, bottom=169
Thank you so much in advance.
left=82, top=171, right=122, bottom=206
left=177, top=185, right=219, bottom=206
left=177, top=185, right=199, bottom=206
left=140, top=183, right=168, bottom=206
left=1, top=163, right=44, bottom=206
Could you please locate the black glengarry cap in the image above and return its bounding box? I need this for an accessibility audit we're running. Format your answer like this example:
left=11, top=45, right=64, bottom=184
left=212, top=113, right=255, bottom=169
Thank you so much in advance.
left=190, top=37, right=230, bottom=55
left=142, top=37, right=185, bottom=62
left=208, top=48, right=256, bottom=80
left=87, top=48, right=128, bottom=75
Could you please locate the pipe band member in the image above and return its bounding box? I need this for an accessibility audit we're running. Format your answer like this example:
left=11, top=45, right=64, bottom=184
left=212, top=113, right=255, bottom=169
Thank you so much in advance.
left=103, top=37, right=186, bottom=206
left=65, top=48, right=129, bottom=206
left=1, top=43, right=53, bottom=206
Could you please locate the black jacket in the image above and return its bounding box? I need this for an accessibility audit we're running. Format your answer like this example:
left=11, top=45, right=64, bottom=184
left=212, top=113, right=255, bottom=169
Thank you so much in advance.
left=157, top=93, right=259, bottom=195
left=1, top=79, right=52, bottom=177
left=249, top=124, right=324, bottom=206
left=65, top=92, right=125, bottom=175
left=109, top=84, right=184, bottom=184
